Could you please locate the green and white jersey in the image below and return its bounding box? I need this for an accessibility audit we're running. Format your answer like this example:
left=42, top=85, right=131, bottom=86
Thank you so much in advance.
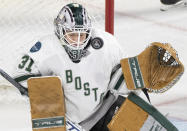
left=13, top=29, right=131, bottom=123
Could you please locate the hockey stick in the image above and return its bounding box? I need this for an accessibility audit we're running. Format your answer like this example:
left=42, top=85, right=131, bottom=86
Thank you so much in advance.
left=0, top=68, right=28, bottom=96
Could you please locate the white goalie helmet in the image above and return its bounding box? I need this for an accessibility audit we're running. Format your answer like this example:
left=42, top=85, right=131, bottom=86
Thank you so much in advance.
left=54, top=3, right=92, bottom=62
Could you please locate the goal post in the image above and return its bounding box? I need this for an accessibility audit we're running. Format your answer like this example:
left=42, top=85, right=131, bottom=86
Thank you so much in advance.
left=105, top=0, right=114, bottom=35
left=0, top=0, right=115, bottom=74
left=0, top=0, right=116, bottom=101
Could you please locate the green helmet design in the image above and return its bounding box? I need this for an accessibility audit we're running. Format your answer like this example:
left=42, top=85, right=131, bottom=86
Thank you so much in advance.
left=54, top=3, right=92, bottom=62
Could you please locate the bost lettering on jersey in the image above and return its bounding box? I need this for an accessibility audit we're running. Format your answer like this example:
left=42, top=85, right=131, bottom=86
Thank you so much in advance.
left=65, top=70, right=98, bottom=101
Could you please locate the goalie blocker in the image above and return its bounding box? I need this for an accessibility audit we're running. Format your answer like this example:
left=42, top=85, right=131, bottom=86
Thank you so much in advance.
left=27, top=76, right=86, bottom=131
left=27, top=77, right=66, bottom=131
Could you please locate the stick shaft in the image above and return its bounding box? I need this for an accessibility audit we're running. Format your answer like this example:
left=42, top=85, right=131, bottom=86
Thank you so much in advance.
left=0, top=68, right=28, bottom=96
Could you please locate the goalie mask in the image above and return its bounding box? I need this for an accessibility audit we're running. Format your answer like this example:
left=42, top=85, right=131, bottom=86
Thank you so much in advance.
left=54, top=3, right=92, bottom=62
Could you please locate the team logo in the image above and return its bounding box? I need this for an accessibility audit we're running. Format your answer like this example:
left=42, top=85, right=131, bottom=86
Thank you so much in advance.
left=30, top=41, right=42, bottom=53
left=91, top=37, right=104, bottom=49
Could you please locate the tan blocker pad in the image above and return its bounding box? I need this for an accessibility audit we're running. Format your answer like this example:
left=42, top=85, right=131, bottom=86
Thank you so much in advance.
left=107, top=92, right=178, bottom=131
left=120, top=42, right=184, bottom=93
left=28, top=77, right=66, bottom=131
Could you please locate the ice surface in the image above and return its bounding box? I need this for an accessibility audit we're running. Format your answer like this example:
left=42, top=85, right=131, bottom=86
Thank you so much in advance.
left=0, top=0, right=187, bottom=130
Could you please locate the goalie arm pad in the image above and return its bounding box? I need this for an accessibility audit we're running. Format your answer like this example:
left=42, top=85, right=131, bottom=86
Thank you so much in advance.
left=107, top=92, right=178, bottom=131
left=120, top=42, right=184, bottom=93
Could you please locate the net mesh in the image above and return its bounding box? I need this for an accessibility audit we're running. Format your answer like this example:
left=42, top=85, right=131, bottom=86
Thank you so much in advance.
left=0, top=0, right=105, bottom=103
left=0, top=0, right=105, bottom=73
left=158, top=47, right=179, bottom=66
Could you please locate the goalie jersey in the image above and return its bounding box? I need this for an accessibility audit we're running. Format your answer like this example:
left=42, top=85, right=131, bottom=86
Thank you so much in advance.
left=13, top=29, right=131, bottom=123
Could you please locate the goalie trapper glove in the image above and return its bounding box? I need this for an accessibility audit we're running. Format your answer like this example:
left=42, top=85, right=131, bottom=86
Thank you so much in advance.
left=120, top=42, right=184, bottom=93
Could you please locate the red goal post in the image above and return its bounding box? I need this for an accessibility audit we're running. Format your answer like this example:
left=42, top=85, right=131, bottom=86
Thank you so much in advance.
left=105, top=0, right=114, bottom=35
left=0, top=0, right=115, bottom=76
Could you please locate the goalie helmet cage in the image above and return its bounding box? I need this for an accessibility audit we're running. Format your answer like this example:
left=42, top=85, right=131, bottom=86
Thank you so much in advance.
left=0, top=0, right=114, bottom=74
left=0, top=0, right=115, bottom=103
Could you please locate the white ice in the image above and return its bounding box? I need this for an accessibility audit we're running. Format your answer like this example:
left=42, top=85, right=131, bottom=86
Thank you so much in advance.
left=0, top=0, right=187, bottom=130
left=115, top=0, right=187, bottom=130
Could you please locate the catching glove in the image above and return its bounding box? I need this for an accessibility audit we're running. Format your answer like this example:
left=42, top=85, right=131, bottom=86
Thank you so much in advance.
left=120, top=42, right=184, bottom=93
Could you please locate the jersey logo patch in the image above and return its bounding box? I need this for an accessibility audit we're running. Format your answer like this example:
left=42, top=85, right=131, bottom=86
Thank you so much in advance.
left=91, top=37, right=104, bottom=49
left=30, top=41, right=42, bottom=53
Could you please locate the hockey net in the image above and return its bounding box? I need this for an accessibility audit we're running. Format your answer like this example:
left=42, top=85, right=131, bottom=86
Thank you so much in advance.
left=0, top=0, right=108, bottom=103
